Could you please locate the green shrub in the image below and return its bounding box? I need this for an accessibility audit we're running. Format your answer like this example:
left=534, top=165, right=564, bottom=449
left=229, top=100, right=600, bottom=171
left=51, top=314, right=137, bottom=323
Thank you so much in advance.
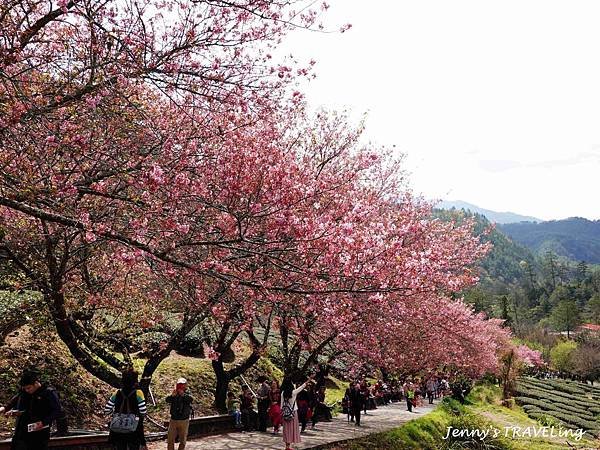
left=514, top=396, right=593, bottom=419
left=514, top=385, right=590, bottom=409
left=526, top=407, right=598, bottom=433
left=468, top=383, right=502, bottom=406
left=544, top=379, right=587, bottom=396
left=521, top=404, right=541, bottom=413
left=519, top=377, right=588, bottom=397
left=515, top=396, right=600, bottom=433
left=516, top=379, right=600, bottom=417
left=440, top=397, right=469, bottom=416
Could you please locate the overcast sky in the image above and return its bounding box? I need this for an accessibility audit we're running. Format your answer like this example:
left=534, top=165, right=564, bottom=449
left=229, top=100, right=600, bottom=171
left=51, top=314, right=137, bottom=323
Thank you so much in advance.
left=281, top=0, right=600, bottom=221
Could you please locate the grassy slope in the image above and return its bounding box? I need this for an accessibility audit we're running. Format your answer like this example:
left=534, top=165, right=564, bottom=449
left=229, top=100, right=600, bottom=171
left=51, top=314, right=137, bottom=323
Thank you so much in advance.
left=328, top=384, right=599, bottom=450
left=0, top=327, right=113, bottom=438
left=146, top=352, right=285, bottom=424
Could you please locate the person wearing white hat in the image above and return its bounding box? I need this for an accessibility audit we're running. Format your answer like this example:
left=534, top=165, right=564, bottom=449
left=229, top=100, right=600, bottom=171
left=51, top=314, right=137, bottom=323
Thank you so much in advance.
left=166, top=377, right=193, bottom=450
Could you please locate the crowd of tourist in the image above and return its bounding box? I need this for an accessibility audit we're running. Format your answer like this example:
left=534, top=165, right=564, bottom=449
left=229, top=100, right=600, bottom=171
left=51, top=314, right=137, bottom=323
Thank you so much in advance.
left=0, top=368, right=451, bottom=450
left=224, top=374, right=451, bottom=450
left=340, top=376, right=450, bottom=421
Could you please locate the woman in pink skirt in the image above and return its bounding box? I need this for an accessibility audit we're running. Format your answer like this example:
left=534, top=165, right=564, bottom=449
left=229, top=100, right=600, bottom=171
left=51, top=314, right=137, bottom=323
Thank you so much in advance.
left=280, top=376, right=314, bottom=450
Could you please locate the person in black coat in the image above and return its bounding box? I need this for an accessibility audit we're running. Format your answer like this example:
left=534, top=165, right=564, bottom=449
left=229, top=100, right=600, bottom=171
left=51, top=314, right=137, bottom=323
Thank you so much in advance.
left=296, top=384, right=312, bottom=433
left=348, top=382, right=364, bottom=427
left=166, top=377, right=194, bottom=450
left=0, top=369, right=62, bottom=450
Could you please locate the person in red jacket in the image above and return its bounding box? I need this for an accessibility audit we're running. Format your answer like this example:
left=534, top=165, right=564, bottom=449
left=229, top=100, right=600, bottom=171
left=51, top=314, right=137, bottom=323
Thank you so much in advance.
left=268, top=380, right=282, bottom=433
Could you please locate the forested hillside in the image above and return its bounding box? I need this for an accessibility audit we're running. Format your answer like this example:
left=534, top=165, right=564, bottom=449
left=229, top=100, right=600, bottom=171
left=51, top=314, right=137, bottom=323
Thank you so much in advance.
left=436, top=209, right=600, bottom=343
left=500, top=218, right=600, bottom=264
left=434, top=209, right=535, bottom=288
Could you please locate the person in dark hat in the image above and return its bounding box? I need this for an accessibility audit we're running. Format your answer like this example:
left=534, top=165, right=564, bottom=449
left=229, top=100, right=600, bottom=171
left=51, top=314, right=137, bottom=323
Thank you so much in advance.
left=240, top=385, right=257, bottom=431
left=0, top=369, right=62, bottom=450
left=104, top=369, right=148, bottom=450
left=256, top=376, right=271, bottom=432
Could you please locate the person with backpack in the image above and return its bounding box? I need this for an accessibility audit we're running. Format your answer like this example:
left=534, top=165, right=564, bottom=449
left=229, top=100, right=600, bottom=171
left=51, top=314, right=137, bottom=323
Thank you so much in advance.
left=280, top=375, right=314, bottom=450
left=0, top=369, right=62, bottom=450
left=104, top=369, right=148, bottom=450
left=165, top=377, right=194, bottom=450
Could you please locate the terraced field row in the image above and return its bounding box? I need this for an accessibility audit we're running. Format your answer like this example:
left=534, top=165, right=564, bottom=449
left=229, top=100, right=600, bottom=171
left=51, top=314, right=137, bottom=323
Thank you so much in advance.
left=515, top=377, right=600, bottom=436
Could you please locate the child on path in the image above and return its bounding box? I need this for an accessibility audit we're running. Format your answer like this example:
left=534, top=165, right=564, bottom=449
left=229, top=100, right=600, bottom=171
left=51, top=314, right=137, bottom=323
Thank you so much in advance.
left=227, top=392, right=242, bottom=428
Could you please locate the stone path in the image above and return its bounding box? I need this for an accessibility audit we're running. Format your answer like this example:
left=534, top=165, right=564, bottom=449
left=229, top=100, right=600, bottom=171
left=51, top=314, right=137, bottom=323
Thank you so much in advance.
left=149, top=400, right=438, bottom=450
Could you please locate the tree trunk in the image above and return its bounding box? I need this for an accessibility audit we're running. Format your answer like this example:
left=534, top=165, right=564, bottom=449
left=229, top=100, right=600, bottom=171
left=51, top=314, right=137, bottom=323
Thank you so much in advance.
left=49, top=292, right=122, bottom=387
left=213, top=359, right=230, bottom=413
left=380, top=367, right=390, bottom=383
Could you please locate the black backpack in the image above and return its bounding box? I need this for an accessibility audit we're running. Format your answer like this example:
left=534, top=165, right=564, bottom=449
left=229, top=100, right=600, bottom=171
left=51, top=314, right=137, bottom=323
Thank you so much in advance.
left=46, top=386, right=68, bottom=436
left=281, top=399, right=295, bottom=422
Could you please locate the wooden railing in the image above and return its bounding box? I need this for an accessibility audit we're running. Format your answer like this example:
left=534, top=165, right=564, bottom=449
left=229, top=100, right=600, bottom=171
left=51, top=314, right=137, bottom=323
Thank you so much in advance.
left=0, top=433, right=114, bottom=450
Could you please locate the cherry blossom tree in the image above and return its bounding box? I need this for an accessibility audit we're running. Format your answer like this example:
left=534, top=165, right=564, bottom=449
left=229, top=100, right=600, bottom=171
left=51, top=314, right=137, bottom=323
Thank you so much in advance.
left=343, top=294, right=511, bottom=377
left=196, top=288, right=274, bottom=412
left=515, top=344, right=544, bottom=368
left=0, top=0, right=512, bottom=395
left=0, top=0, right=326, bottom=388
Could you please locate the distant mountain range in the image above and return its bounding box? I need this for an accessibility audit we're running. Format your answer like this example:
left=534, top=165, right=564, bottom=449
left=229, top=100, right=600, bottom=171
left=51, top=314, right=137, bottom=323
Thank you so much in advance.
left=438, top=200, right=600, bottom=264
left=499, top=218, right=600, bottom=264
left=438, top=200, right=542, bottom=224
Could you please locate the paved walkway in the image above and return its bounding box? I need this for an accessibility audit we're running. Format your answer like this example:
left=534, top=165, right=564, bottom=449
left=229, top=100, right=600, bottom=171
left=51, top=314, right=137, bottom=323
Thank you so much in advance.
left=149, top=401, right=438, bottom=450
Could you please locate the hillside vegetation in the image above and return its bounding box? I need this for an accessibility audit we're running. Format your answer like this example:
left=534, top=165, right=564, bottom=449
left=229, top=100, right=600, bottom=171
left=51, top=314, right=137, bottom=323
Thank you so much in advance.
left=500, top=218, right=600, bottom=264
left=435, top=209, right=600, bottom=369
left=433, top=209, right=535, bottom=287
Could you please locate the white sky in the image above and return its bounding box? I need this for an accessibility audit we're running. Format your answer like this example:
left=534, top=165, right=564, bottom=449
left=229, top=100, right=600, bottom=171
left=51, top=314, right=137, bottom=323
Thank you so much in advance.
left=280, top=0, right=600, bottom=221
